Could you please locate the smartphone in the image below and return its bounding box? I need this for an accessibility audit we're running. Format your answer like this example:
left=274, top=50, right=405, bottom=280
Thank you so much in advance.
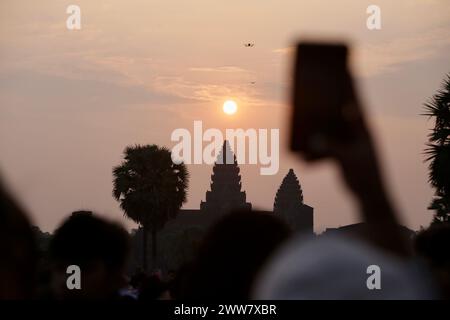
left=290, top=42, right=362, bottom=159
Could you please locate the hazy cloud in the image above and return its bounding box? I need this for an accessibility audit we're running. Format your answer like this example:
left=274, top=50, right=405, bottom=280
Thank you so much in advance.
left=354, top=26, right=450, bottom=77
left=189, top=66, right=248, bottom=73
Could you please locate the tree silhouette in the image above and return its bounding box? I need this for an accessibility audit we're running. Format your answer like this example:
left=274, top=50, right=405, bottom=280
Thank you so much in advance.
left=112, top=145, right=189, bottom=270
left=424, top=74, right=450, bottom=223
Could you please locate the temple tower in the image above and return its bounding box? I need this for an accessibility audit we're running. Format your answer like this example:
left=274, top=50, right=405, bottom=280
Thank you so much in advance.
left=274, top=169, right=313, bottom=233
left=200, top=140, right=251, bottom=215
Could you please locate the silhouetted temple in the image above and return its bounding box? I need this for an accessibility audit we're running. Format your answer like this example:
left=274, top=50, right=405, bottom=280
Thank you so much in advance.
left=163, top=141, right=313, bottom=234
left=200, top=142, right=251, bottom=214
left=274, top=168, right=313, bottom=233
left=322, top=222, right=415, bottom=240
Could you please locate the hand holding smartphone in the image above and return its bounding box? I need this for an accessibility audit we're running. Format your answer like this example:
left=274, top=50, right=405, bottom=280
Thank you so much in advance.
left=290, top=42, right=366, bottom=160
left=289, top=42, right=409, bottom=256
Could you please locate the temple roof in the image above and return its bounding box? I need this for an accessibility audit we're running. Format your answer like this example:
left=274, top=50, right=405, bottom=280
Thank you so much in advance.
left=200, top=140, right=251, bottom=213
left=274, top=168, right=304, bottom=212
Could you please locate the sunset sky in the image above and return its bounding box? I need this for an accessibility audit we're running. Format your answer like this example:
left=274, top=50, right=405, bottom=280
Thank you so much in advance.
left=1, top=0, right=450, bottom=233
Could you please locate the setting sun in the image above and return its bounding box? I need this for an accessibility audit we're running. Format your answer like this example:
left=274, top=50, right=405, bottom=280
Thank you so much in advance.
left=223, top=100, right=238, bottom=115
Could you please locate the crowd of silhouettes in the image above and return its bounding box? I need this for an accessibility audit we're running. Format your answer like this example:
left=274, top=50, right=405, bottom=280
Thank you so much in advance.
left=0, top=174, right=450, bottom=301
left=1, top=178, right=449, bottom=300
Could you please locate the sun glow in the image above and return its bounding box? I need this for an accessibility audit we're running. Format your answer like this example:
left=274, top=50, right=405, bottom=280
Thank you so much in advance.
left=223, top=100, right=238, bottom=115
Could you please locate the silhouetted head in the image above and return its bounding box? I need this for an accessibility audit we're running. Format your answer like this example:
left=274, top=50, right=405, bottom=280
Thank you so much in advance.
left=49, top=211, right=130, bottom=299
left=167, top=269, right=176, bottom=282
left=182, top=210, right=291, bottom=299
left=129, top=269, right=146, bottom=289
left=138, top=274, right=168, bottom=301
left=415, top=223, right=450, bottom=298
left=0, top=181, right=38, bottom=299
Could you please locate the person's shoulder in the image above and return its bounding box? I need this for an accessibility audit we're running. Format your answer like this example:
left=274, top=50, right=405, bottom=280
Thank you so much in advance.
left=253, top=234, right=437, bottom=300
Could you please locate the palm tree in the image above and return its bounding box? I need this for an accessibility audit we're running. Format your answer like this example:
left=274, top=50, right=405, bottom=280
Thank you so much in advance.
left=424, top=74, right=450, bottom=223
left=112, top=144, right=189, bottom=270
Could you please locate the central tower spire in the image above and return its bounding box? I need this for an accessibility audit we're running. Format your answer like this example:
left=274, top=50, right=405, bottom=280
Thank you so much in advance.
left=200, top=140, right=251, bottom=215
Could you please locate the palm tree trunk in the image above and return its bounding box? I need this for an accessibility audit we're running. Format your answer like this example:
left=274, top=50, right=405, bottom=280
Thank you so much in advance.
left=151, top=228, right=157, bottom=270
left=142, top=225, right=148, bottom=272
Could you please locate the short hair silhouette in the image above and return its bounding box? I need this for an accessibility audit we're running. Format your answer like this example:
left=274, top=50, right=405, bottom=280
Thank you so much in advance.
left=138, top=274, right=168, bottom=301
left=181, top=210, right=291, bottom=299
left=0, top=180, right=38, bottom=299
left=49, top=210, right=130, bottom=299
left=50, top=211, right=129, bottom=270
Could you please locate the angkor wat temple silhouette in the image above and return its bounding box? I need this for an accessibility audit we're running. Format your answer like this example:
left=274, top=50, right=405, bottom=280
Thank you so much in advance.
left=162, top=141, right=314, bottom=234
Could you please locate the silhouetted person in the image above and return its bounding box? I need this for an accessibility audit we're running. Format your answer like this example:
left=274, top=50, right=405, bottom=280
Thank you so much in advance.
left=169, top=264, right=193, bottom=300
left=49, top=211, right=130, bottom=299
left=415, top=223, right=450, bottom=299
left=0, top=180, right=38, bottom=299
left=164, top=269, right=174, bottom=282
left=138, top=273, right=169, bottom=300
left=180, top=210, right=291, bottom=300
left=129, top=268, right=146, bottom=291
